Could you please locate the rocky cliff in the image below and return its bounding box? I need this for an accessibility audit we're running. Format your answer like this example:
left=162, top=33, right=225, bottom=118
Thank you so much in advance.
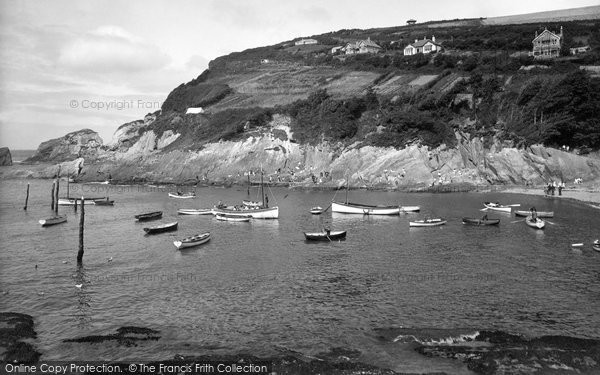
left=0, top=147, right=12, bottom=166
left=24, top=129, right=103, bottom=163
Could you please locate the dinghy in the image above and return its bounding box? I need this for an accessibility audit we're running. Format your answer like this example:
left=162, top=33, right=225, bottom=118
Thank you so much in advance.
left=409, top=218, right=447, bottom=227
left=173, top=232, right=211, bottom=249
left=525, top=216, right=545, bottom=229
left=143, top=221, right=178, bottom=234
left=462, top=217, right=500, bottom=226
left=39, top=215, right=67, bottom=227
left=304, top=230, right=346, bottom=241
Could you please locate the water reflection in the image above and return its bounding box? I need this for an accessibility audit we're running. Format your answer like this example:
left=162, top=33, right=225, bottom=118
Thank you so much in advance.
left=71, top=264, right=92, bottom=328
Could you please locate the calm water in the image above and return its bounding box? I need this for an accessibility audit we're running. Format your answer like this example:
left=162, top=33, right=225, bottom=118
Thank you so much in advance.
left=1, top=179, right=599, bottom=374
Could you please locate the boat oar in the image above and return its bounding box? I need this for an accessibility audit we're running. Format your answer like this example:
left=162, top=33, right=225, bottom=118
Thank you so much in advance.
left=480, top=208, right=489, bottom=212
left=544, top=219, right=556, bottom=225
left=511, top=219, right=525, bottom=223
left=507, top=204, right=521, bottom=207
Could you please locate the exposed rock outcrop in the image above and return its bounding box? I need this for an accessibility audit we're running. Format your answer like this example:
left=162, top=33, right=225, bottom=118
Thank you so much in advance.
left=24, top=129, right=103, bottom=163
left=0, top=147, right=12, bottom=166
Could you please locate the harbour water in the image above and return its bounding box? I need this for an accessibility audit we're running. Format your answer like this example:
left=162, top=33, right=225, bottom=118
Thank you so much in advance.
left=1, top=179, right=599, bottom=373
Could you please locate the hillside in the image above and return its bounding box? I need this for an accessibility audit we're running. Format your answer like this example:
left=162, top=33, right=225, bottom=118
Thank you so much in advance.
left=15, top=8, right=600, bottom=188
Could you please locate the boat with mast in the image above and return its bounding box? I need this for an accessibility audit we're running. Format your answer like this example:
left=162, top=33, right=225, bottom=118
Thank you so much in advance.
left=331, top=175, right=400, bottom=215
left=212, top=170, right=279, bottom=219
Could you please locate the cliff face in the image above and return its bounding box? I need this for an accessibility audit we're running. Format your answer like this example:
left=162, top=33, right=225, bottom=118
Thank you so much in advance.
left=0, top=147, right=12, bottom=166
left=38, top=114, right=597, bottom=187
left=24, top=129, right=103, bottom=163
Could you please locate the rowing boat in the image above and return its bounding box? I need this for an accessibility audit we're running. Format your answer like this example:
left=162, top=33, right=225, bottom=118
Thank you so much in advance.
left=58, top=197, right=105, bottom=205
left=462, top=217, right=500, bottom=226
left=593, top=240, right=599, bottom=252
left=212, top=206, right=278, bottom=219
left=173, top=232, right=211, bottom=249
left=39, top=215, right=67, bottom=227
left=168, top=192, right=196, bottom=199
left=143, top=221, right=178, bottom=234
left=331, top=201, right=400, bottom=215
left=134, top=211, right=163, bottom=221
left=514, top=210, right=554, bottom=218
left=409, top=218, right=447, bottom=227
left=304, top=230, right=346, bottom=241
left=400, top=206, right=420, bottom=212
left=483, top=202, right=513, bottom=213
left=94, top=199, right=114, bottom=206
left=177, top=208, right=213, bottom=215
left=525, top=216, right=545, bottom=229
left=310, top=206, right=324, bottom=214
left=215, top=213, right=251, bottom=222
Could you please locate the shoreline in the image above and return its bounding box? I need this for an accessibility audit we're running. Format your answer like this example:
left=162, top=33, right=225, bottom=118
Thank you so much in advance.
left=497, top=185, right=600, bottom=207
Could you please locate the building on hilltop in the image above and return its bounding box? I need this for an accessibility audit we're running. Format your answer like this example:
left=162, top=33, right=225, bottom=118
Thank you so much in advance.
left=295, top=38, right=318, bottom=46
left=530, top=27, right=562, bottom=60
left=403, top=36, right=441, bottom=56
left=343, top=37, right=382, bottom=54
left=407, top=19, right=417, bottom=25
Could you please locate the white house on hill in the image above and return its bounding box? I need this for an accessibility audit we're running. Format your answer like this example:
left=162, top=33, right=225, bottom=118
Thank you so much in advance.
left=403, top=36, right=441, bottom=56
left=344, top=37, right=382, bottom=54
left=185, top=107, right=204, bottom=114
left=530, top=27, right=562, bottom=60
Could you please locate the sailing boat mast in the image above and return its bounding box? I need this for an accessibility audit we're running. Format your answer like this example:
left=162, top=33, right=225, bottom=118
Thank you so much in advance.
left=261, top=170, right=266, bottom=208
left=345, top=174, right=349, bottom=204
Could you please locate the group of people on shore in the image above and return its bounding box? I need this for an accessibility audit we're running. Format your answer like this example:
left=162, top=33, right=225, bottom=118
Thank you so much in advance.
left=545, top=181, right=566, bottom=196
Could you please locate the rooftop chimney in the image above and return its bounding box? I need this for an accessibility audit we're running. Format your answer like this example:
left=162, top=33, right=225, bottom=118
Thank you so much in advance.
left=415, top=39, right=418, bottom=43
left=432, top=35, right=436, bottom=42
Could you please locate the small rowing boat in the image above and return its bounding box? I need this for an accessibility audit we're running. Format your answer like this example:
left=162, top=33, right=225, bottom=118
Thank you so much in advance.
left=177, top=208, right=213, bottom=215
left=58, top=197, right=106, bottom=205
left=410, top=218, right=447, bottom=227
left=592, top=240, right=599, bottom=252
left=94, top=199, right=114, bottom=206
left=215, top=213, right=251, bottom=222
left=143, top=221, right=178, bottom=234
left=39, top=215, right=67, bottom=227
left=525, top=216, right=545, bottom=229
left=134, top=211, right=163, bottom=221
left=173, top=232, right=210, bottom=249
left=331, top=201, right=400, bottom=215
left=483, top=202, right=514, bottom=213
left=400, top=206, right=420, bottom=212
left=462, top=217, right=500, bottom=226
left=409, top=218, right=447, bottom=227
left=514, top=210, right=554, bottom=218
left=304, top=230, right=346, bottom=241
left=168, top=192, right=196, bottom=199
left=310, top=206, right=324, bottom=214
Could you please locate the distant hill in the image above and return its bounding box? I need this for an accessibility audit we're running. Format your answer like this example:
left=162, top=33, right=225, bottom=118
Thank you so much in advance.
left=482, top=5, right=600, bottom=25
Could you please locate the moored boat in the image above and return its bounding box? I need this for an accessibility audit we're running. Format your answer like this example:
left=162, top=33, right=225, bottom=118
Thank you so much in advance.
left=177, top=208, right=213, bottom=215
left=310, top=206, right=324, bottom=214
left=212, top=205, right=278, bottom=219
left=215, top=213, right=251, bottom=222
left=462, top=217, right=500, bottom=226
left=134, top=211, right=163, bottom=221
left=39, top=215, right=67, bottom=227
left=173, top=232, right=210, bottom=249
left=593, top=240, right=600, bottom=252
left=514, top=210, right=554, bottom=218
left=168, top=192, right=196, bottom=199
left=242, top=200, right=262, bottom=207
left=143, top=221, right=178, bottom=234
left=58, top=197, right=106, bottom=205
left=331, top=201, right=400, bottom=215
left=483, top=202, right=514, bottom=213
left=400, top=206, right=420, bottom=212
left=94, top=199, right=114, bottom=206
left=304, top=230, right=347, bottom=241
left=409, top=218, right=447, bottom=227
left=525, top=216, right=545, bottom=229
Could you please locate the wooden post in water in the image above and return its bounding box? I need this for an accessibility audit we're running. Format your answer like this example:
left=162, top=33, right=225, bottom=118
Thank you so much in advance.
left=74, top=197, right=77, bottom=213
left=67, top=174, right=70, bottom=199
left=23, top=183, right=30, bottom=210
left=77, top=197, right=84, bottom=264
left=51, top=182, right=55, bottom=209
left=54, top=178, right=60, bottom=213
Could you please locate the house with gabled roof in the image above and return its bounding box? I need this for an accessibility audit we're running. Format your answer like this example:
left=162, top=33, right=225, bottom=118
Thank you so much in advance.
left=530, top=27, right=562, bottom=59
left=403, top=36, right=441, bottom=56
left=295, top=38, right=318, bottom=46
left=343, top=37, right=382, bottom=55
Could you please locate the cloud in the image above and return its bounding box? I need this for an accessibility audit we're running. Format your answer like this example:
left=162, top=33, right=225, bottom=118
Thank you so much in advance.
left=58, top=25, right=171, bottom=74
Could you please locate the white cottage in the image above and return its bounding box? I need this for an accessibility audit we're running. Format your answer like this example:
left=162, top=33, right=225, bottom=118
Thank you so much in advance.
left=403, top=36, right=441, bottom=56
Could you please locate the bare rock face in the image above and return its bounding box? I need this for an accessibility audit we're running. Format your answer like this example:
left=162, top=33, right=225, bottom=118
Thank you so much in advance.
left=24, top=129, right=103, bottom=163
left=0, top=147, right=12, bottom=166
left=108, top=113, right=157, bottom=152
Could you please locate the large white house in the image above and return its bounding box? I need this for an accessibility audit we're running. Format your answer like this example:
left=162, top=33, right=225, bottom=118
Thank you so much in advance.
left=344, top=37, right=382, bottom=54
left=295, top=38, right=318, bottom=46
left=403, top=36, right=441, bottom=56
left=530, top=27, right=562, bottom=60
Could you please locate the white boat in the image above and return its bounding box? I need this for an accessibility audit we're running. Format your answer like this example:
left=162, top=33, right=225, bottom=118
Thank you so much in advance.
left=168, top=192, right=196, bottom=199
left=177, top=208, right=213, bottom=215
left=525, top=216, right=545, bottom=229
left=331, top=201, right=400, bottom=215
left=593, top=240, right=600, bottom=252
left=39, top=215, right=67, bottom=227
left=483, top=202, right=514, bottom=213
left=215, top=213, right=252, bottom=222
left=58, top=197, right=103, bottom=205
left=173, top=232, right=211, bottom=249
left=213, top=206, right=278, bottom=219
left=409, top=218, right=447, bottom=227
left=400, top=206, right=420, bottom=212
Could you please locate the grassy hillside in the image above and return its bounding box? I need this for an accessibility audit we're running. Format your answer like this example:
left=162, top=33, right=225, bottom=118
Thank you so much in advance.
left=154, top=15, right=600, bottom=152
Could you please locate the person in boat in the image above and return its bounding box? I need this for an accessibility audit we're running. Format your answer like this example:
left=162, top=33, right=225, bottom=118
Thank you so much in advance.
left=265, top=195, right=269, bottom=208
left=529, top=207, right=537, bottom=220
left=481, top=214, right=488, bottom=221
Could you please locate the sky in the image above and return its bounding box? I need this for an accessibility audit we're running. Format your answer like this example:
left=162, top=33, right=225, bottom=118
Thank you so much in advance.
left=0, top=0, right=598, bottom=149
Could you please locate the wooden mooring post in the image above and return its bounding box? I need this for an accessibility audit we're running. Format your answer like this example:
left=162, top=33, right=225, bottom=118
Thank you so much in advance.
left=77, top=197, right=85, bottom=264
left=54, top=178, right=60, bottom=213
left=23, top=183, right=30, bottom=210
left=51, top=182, right=55, bottom=209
